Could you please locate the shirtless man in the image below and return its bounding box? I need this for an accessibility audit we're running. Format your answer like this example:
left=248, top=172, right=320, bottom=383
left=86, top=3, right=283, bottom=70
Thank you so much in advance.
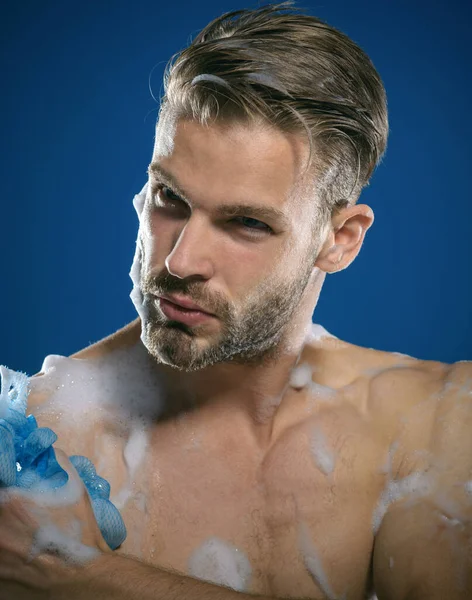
left=1, top=4, right=471, bottom=600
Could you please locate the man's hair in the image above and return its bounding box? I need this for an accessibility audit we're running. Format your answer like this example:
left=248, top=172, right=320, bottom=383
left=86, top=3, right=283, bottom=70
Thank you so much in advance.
left=159, top=1, right=388, bottom=227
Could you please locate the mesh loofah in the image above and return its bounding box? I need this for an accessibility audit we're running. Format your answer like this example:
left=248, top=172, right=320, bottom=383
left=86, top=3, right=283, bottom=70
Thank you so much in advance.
left=0, top=366, right=127, bottom=550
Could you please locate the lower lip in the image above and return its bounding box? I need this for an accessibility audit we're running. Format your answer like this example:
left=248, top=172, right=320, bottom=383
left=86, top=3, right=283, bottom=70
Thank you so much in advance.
left=157, top=297, right=215, bottom=326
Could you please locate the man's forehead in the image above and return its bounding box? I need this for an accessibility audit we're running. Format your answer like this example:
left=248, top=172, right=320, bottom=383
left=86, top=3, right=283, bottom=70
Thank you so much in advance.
left=152, top=115, right=315, bottom=213
left=154, top=109, right=179, bottom=157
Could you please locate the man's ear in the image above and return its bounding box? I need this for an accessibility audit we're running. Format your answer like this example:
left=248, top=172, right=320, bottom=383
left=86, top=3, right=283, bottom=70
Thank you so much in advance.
left=314, top=204, right=374, bottom=273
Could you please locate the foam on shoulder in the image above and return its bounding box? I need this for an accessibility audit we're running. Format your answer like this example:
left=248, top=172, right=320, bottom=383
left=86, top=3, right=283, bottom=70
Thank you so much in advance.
left=29, top=341, right=166, bottom=511
left=31, top=341, right=165, bottom=425
left=306, top=323, right=337, bottom=344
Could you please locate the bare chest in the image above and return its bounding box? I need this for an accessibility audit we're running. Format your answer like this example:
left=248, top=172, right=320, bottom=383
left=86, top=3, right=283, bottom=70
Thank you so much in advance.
left=106, top=408, right=387, bottom=600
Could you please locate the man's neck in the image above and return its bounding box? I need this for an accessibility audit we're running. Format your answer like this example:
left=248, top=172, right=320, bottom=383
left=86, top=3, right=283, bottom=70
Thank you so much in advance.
left=150, top=314, right=315, bottom=445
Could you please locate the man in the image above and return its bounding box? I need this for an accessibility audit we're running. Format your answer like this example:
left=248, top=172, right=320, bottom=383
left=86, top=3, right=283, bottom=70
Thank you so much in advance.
left=1, top=2, right=471, bottom=599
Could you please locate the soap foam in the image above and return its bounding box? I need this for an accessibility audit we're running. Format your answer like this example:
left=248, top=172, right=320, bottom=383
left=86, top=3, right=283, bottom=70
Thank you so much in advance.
left=29, top=523, right=99, bottom=565
left=391, top=352, right=415, bottom=360
left=31, top=342, right=165, bottom=428
left=306, top=323, right=337, bottom=344
left=112, top=420, right=149, bottom=510
left=187, top=536, right=252, bottom=592
left=290, top=363, right=313, bottom=390
left=0, top=366, right=29, bottom=417
left=372, top=471, right=433, bottom=534
left=29, top=341, right=164, bottom=513
left=309, top=381, right=337, bottom=401
left=310, top=427, right=336, bottom=476
left=3, top=469, right=83, bottom=508
left=298, top=521, right=344, bottom=600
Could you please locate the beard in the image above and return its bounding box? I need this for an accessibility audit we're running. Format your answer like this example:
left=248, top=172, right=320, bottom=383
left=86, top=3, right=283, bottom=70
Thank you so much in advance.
left=137, top=239, right=319, bottom=373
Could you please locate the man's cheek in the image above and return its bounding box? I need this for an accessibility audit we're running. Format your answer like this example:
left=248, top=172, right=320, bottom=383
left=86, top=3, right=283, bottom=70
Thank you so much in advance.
left=139, top=228, right=159, bottom=274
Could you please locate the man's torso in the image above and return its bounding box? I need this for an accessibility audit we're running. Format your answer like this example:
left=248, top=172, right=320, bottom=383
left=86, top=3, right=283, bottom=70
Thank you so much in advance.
left=27, top=320, right=447, bottom=599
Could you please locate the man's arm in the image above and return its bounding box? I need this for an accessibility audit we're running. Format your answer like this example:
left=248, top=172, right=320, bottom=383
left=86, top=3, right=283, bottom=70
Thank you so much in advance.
left=59, top=553, right=277, bottom=600
left=372, top=361, right=472, bottom=600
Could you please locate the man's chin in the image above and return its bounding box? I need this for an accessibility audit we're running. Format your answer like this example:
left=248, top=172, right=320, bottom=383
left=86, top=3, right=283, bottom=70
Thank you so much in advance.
left=143, top=323, right=210, bottom=368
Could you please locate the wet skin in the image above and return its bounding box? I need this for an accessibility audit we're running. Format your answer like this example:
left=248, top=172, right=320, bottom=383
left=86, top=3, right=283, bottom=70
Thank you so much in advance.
left=26, top=318, right=472, bottom=600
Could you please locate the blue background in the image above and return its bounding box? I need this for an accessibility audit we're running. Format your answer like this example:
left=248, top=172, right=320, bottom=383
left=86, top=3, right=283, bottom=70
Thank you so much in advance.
left=1, top=0, right=471, bottom=375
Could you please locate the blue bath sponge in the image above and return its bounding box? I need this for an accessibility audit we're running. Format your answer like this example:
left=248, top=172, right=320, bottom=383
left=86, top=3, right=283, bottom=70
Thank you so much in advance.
left=0, top=366, right=127, bottom=550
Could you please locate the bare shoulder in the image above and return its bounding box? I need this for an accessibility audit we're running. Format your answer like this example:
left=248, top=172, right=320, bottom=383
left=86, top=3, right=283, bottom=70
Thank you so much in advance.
left=70, top=318, right=141, bottom=360
left=301, top=322, right=449, bottom=396
left=25, top=319, right=143, bottom=460
left=301, top=325, right=470, bottom=475
left=365, top=356, right=472, bottom=599
left=27, top=317, right=141, bottom=416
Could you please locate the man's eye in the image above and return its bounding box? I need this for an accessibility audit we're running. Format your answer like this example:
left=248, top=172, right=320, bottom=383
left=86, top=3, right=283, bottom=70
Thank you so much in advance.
left=232, top=217, right=272, bottom=233
left=159, top=186, right=181, bottom=204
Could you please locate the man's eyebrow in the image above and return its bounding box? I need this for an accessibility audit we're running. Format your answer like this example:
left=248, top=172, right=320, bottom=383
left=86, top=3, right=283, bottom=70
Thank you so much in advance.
left=147, top=162, right=290, bottom=227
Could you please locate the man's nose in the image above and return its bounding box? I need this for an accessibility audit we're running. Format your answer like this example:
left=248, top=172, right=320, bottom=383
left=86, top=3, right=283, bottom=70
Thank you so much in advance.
left=164, top=215, right=215, bottom=280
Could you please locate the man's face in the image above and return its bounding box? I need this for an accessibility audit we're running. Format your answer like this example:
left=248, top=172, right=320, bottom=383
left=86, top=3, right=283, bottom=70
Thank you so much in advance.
left=135, top=116, right=325, bottom=372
